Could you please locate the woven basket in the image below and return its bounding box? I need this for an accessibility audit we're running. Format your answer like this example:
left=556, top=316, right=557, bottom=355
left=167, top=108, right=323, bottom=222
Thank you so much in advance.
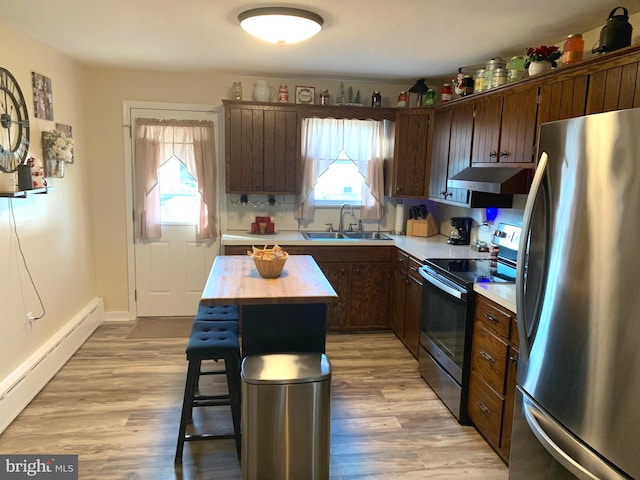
left=248, top=242, right=289, bottom=278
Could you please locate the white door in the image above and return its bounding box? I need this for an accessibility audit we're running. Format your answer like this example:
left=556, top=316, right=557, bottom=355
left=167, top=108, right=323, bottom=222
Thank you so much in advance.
left=129, top=107, right=220, bottom=317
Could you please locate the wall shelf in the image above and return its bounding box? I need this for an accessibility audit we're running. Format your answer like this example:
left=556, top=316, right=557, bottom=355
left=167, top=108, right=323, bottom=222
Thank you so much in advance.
left=0, top=187, right=49, bottom=198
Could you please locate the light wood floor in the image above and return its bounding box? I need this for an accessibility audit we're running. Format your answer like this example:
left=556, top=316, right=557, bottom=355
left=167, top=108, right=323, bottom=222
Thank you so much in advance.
left=0, top=319, right=508, bottom=479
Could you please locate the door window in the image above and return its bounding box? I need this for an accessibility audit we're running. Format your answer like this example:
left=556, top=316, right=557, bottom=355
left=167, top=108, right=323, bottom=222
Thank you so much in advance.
left=158, top=156, right=198, bottom=224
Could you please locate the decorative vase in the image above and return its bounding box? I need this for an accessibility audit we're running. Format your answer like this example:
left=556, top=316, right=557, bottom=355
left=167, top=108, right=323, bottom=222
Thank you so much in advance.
left=46, top=153, right=64, bottom=178
left=528, top=61, right=552, bottom=76
left=253, top=80, right=274, bottom=102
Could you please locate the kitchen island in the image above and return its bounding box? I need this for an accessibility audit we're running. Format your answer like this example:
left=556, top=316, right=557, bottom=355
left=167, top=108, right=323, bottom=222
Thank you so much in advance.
left=201, top=254, right=338, bottom=356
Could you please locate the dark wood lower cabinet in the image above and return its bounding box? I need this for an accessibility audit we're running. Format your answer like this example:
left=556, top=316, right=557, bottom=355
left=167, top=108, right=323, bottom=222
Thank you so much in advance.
left=316, top=262, right=349, bottom=329
left=389, top=248, right=422, bottom=358
left=468, top=294, right=519, bottom=463
left=223, top=244, right=393, bottom=331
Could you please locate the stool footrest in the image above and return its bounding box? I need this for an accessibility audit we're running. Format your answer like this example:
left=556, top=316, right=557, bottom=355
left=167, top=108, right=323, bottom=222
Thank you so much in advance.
left=199, top=370, right=226, bottom=376
left=193, top=397, right=231, bottom=408
left=185, top=433, right=237, bottom=442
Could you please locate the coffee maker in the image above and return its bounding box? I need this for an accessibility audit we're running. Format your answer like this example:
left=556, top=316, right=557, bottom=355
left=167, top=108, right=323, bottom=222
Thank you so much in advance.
left=447, top=217, right=473, bottom=245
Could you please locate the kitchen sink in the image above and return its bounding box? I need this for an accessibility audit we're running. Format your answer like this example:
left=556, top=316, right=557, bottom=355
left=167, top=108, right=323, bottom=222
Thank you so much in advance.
left=301, top=231, right=392, bottom=240
left=344, top=232, right=392, bottom=240
left=302, top=231, right=348, bottom=239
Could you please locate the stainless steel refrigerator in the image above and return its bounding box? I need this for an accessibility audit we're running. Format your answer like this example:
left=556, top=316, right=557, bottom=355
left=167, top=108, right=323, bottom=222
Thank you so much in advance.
left=509, top=108, right=640, bottom=480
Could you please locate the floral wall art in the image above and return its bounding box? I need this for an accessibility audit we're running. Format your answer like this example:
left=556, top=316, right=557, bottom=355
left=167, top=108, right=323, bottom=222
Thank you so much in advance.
left=32, top=71, right=54, bottom=120
left=41, top=126, right=74, bottom=178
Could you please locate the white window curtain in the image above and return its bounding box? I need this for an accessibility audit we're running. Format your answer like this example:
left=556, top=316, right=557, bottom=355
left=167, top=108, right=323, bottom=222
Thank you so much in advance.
left=294, top=117, right=394, bottom=221
left=133, top=118, right=217, bottom=240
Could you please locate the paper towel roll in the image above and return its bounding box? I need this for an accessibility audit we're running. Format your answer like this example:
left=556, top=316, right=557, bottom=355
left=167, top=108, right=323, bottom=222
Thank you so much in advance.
left=394, top=203, right=405, bottom=234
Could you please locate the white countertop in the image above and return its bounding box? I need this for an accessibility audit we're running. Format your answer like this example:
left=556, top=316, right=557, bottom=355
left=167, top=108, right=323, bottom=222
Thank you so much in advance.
left=222, top=230, right=515, bottom=311
left=222, top=231, right=491, bottom=261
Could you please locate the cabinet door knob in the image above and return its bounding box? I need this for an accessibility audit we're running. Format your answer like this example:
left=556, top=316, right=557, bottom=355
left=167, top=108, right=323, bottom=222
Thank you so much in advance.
left=509, top=354, right=518, bottom=365
left=489, top=151, right=498, bottom=158
left=500, top=151, right=509, bottom=158
left=396, top=186, right=401, bottom=192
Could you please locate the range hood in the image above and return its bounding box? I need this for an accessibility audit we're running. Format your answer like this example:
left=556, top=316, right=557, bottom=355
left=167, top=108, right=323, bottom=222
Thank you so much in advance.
left=447, top=166, right=533, bottom=195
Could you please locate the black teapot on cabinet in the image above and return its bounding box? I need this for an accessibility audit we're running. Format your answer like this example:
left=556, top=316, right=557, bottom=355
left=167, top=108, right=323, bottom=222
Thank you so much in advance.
left=592, top=7, right=633, bottom=54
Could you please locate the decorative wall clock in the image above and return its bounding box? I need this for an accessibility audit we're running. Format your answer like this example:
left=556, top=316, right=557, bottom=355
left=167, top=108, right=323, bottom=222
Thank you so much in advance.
left=0, top=67, right=30, bottom=173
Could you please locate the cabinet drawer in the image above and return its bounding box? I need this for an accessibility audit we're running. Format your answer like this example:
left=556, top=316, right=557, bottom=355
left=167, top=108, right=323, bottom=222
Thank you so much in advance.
left=475, top=295, right=513, bottom=339
left=407, top=257, right=423, bottom=282
left=468, top=372, right=504, bottom=448
left=471, top=325, right=508, bottom=393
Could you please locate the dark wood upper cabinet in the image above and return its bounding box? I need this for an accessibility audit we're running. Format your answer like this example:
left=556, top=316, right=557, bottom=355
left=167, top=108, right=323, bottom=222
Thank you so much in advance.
left=447, top=101, right=475, bottom=204
left=471, top=87, right=538, bottom=166
left=498, top=87, right=539, bottom=164
left=587, top=60, right=640, bottom=114
left=471, top=95, right=503, bottom=164
left=224, top=101, right=300, bottom=194
left=428, top=107, right=452, bottom=202
left=392, top=108, right=432, bottom=198
left=538, top=76, right=588, bottom=124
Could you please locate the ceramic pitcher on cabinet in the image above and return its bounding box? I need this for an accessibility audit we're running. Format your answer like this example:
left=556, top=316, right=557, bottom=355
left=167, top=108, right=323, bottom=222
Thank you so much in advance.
left=253, top=80, right=274, bottom=102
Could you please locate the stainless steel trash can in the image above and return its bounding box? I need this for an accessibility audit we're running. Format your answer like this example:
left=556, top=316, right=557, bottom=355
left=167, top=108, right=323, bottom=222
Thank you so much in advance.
left=241, top=353, right=331, bottom=480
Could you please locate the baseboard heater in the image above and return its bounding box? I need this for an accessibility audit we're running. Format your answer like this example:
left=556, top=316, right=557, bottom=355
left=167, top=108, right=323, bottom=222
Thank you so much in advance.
left=0, top=298, right=104, bottom=433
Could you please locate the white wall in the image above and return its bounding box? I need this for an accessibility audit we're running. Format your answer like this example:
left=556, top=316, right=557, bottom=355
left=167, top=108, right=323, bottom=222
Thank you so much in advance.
left=2, top=9, right=639, bottom=370
left=0, top=21, right=99, bottom=389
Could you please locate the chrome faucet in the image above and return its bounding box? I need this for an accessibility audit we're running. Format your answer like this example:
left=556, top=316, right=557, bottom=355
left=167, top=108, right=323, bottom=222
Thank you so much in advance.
left=338, top=203, right=356, bottom=231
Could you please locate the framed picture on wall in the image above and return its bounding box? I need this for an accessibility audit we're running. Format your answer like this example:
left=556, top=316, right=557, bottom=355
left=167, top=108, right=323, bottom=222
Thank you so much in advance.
left=55, top=123, right=74, bottom=163
left=295, top=86, right=315, bottom=104
left=32, top=72, right=54, bottom=120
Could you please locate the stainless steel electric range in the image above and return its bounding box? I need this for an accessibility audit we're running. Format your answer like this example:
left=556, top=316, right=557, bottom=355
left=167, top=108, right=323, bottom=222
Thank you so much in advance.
left=417, top=223, right=521, bottom=424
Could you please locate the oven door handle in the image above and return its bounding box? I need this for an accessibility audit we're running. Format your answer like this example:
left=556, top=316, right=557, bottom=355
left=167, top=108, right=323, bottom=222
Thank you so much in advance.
left=419, top=268, right=465, bottom=300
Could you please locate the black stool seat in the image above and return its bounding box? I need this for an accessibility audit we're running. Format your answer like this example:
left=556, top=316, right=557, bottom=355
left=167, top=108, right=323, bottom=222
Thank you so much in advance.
left=195, top=304, right=239, bottom=322
left=175, top=321, right=242, bottom=464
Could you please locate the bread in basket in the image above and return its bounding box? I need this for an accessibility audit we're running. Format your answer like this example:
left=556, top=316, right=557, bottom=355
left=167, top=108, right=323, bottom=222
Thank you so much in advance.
left=247, top=242, right=289, bottom=278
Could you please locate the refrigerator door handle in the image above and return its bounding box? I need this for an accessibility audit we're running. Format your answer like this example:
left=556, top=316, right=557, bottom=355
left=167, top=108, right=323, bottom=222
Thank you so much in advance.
left=516, top=152, right=548, bottom=360
left=523, top=394, right=629, bottom=480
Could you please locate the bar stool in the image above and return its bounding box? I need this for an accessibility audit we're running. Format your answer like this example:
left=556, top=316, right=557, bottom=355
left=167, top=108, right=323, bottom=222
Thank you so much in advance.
left=175, top=320, right=242, bottom=464
left=194, top=304, right=241, bottom=382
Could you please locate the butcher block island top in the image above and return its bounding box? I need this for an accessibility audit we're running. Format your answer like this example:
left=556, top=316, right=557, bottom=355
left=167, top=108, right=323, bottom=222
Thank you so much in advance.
left=201, top=254, right=338, bottom=306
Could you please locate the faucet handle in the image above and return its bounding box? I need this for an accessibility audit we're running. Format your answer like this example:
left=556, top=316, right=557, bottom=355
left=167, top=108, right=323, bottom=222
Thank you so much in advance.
left=324, top=223, right=334, bottom=232
left=349, top=223, right=358, bottom=232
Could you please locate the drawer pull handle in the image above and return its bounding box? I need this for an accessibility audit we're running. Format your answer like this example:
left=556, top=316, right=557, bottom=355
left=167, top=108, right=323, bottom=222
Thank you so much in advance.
left=480, top=351, right=495, bottom=363
left=477, top=401, right=491, bottom=415
left=484, top=313, right=499, bottom=323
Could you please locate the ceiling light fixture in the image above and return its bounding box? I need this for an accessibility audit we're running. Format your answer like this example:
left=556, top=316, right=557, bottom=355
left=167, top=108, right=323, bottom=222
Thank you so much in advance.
left=238, top=7, right=324, bottom=45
